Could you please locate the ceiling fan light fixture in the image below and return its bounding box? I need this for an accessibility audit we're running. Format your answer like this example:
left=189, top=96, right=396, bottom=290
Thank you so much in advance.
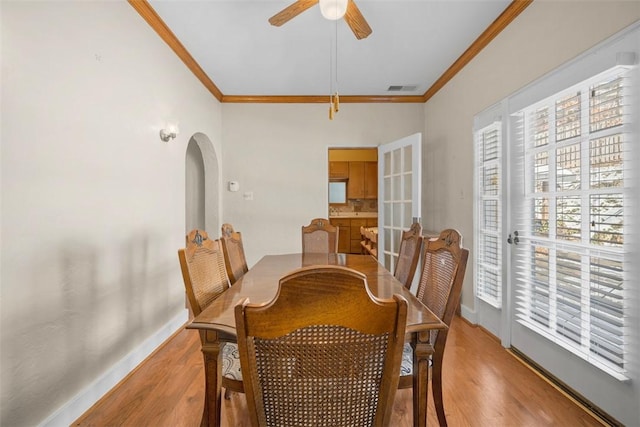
left=319, top=0, right=348, bottom=20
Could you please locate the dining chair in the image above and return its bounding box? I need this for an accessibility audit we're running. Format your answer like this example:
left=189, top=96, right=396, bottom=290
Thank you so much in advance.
left=398, top=228, right=469, bottom=427
left=220, top=223, right=249, bottom=285
left=177, top=229, right=244, bottom=398
left=301, top=217, right=339, bottom=254
left=235, top=265, right=407, bottom=427
left=393, top=222, right=423, bottom=289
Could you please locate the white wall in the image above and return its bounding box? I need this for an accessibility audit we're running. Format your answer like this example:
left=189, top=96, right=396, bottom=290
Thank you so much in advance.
left=422, top=0, right=640, bottom=313
left=0, top=2, right=222, bottom=426
left=221, top=103, right=424, bottom=267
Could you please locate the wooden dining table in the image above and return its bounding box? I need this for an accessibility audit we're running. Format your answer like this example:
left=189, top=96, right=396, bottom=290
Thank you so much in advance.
left=187, top=252, right=447, bottom=427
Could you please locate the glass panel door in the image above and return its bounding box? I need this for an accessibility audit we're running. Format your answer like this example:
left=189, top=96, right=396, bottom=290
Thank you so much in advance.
left=378, top=133, right=422, bottom=285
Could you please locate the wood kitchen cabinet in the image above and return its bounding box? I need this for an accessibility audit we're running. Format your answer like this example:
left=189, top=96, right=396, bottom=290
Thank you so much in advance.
left=364, top=162, right=377, bottom=199
left=331, top=217, right=378, bottom=254
left=350, top=218, right=367, bottom=253
left=347, top=161, right=377, bottom=199
left=347, top=162, right=365, bottom=199
left=330, top=218, right=351, bottom=254
left=329, top=161, right=349, bottom=179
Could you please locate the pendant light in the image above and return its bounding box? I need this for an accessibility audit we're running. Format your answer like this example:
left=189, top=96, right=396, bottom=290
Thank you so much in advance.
left=319, top=0, right=348, bottom=20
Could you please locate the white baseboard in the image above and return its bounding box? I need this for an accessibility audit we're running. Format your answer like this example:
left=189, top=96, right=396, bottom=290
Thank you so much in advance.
left=460, top=303, right=477, bottom=324
left=39, top=309, right=189, bottom=427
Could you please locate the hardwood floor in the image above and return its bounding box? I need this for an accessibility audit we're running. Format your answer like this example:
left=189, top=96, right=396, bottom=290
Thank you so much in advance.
left=73, top=316, right=606, bottom=426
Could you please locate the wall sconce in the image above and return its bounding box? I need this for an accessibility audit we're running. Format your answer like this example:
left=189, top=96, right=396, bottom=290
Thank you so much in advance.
left=159, top=124, right=179, bottom=142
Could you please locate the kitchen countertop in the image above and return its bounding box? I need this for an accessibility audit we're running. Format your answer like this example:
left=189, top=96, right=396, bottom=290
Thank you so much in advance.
left=329, top=212, right=378, bottom=219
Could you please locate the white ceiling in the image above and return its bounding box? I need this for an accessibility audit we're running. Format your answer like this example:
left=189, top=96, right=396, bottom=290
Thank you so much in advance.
left=148, top=0, right=512, bottom=97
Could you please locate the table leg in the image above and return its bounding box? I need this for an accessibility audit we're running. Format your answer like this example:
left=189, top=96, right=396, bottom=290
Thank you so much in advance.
left=200, top=331, right=222, bottom=427
left=413, top=332, right=434, bottom=427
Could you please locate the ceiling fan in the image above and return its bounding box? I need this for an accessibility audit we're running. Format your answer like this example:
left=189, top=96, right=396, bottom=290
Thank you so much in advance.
left=269, top=0, right=373, bottom=40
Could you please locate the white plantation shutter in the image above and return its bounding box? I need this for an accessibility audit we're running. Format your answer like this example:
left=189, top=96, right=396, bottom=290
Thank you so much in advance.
left=474, top=122, right=503, bottom=308
left=511, top=67, right=633, bottom=378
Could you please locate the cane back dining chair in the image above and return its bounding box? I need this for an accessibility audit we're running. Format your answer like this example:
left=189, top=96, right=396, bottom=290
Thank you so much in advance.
left=235, top=265, right=407, bottom=427
left=177, top=229, right=244, bottom=397
left=393, top=222, right=423, bottom=289
left=301, top=218, right=339, bottom=254
left=398, top=228, right=469, bottom=427
left=220, top=223, right=249, bottom=285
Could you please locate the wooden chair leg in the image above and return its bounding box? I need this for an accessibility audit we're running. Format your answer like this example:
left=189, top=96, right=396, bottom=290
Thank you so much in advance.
left=432, top=351, right=447, bottom=427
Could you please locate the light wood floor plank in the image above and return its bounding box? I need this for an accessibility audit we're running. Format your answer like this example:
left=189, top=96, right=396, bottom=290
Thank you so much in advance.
left=73, top=316, right=606, bottom=426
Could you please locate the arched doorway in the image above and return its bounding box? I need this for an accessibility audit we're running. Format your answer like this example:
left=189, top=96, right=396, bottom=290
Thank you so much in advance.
left=185, top=133, right=220, bottom=235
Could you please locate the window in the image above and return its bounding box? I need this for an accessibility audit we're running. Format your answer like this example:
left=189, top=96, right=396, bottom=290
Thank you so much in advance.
left=512, top=67, right=632, bottom=378
left=329, top=182, right=347, bottom=204
left=474, top=122, right=503, bottom=308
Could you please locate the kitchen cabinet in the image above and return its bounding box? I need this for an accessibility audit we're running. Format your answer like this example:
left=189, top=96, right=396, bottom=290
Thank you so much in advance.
left=364, top=162, right=377, bottom=199
left=329, top=161, right=349, bottom=179
left=330, top=218, right=351, bottom=254
left=347, top=161, right=377, bottom=199
left=350, top=218, right=367, bottom=253
left=347, top=162, right=365, bottom=199
left=331, top=217, right=377, bottom=254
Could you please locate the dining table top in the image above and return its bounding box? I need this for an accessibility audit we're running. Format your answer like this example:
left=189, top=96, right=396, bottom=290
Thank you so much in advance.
left=187, top=252, right=446, bottom=336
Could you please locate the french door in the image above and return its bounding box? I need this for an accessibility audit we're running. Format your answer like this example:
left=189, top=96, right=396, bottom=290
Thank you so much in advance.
left=509, top=64, right=632, bottom=375
left=473, top=24, right=639, bottom=425
left=377, top=133, right=422, bottom=290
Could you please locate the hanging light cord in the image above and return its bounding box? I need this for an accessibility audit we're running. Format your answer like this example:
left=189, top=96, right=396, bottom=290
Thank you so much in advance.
left=337, top=17, right=341, bottom=90
left=329, top=37, right=334, bottom=120
left=328, top=13, right=340, bottom=120
left=334, top=17, right=340, bottom=113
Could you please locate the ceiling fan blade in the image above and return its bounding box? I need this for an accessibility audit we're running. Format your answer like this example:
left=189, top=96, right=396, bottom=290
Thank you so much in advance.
left=344, top=0, right=372, bottom=40
left=269, top=0, right=319, bottom=27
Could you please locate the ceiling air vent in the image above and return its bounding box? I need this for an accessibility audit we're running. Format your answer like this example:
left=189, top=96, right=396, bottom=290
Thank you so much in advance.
left=387, top=85, right=418, bottom=92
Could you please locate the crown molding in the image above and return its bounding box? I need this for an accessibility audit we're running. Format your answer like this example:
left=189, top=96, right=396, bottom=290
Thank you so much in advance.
left=422, top=0, right=533, bottom=102
left=221, top=95, right=425, bottom=103
left=128, top=0, right=223, bottom=102
left=130, top=0, right=532, bottom=104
